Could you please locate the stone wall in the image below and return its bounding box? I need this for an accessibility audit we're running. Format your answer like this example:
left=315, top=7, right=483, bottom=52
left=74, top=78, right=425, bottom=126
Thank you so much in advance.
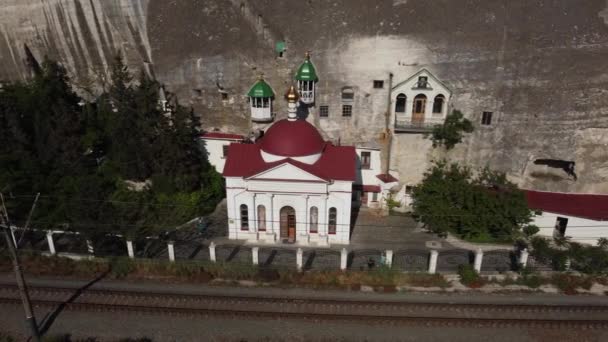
left=1, top=0, right=608, bottom=192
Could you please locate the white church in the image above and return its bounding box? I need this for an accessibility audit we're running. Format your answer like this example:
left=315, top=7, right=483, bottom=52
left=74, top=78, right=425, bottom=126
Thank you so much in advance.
left=198, top=53, right=456, bottom=246
left=222, top=86, right=356, bottom=246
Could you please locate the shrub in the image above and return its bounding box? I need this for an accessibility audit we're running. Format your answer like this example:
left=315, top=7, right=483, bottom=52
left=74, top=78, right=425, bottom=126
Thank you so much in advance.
left=523, top=225, right=539, bottom=238
left=458, top=264, right=484, bottom=288
left=110, top=257, right=135, bottom=278
left=428, top=110, right=474, bottom=150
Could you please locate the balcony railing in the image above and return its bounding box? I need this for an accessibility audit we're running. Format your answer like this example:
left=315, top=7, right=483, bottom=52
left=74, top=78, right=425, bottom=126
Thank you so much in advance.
left=394, top=116, right=444, bottom=133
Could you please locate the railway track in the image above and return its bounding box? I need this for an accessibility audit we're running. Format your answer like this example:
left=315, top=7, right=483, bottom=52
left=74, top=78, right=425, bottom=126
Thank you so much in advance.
left=1, top=283, right=608, bottom=328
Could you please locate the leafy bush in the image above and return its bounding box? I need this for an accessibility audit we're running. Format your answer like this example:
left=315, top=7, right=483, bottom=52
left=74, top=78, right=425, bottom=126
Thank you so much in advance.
left=523, top=225, right=539, bottom=238
left=428, top=110, right=474, bottom=149
left=458, top=264, right=484, bottom=288
left=110, top=257, right=135, bottom=278
left=412, top=161, right=532, bottom=242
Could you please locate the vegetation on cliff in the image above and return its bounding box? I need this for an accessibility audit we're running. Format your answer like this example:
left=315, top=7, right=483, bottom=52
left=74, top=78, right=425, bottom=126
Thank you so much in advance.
left=0, top=55, right=224, bottom=240
left=411, top=161, right=534, bottom=242
left=428, top=110, right=474, bottom=150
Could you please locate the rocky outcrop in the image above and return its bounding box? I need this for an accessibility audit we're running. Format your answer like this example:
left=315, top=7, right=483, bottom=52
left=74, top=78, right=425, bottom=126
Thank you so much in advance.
left=1, top=0, right=607, bottom=193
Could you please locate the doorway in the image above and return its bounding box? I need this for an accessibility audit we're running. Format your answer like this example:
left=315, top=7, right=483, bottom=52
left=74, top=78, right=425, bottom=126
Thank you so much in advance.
left=412, top=94, right=427, bottom=124
left=554, top=217, right=568, bottom=238
left=280, top=206, right=296, bottom=243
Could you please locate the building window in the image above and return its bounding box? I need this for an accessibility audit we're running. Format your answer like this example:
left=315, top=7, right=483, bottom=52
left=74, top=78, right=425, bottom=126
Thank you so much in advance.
left=405, top=185, right=414, bottom=194
left=372, top=192, right=378, bottom=202
left=240, top=204, right=249, bottom=231
left=342, top=105, right=352, bottom=117
left=319, top=105, right=329, bottom=117
left=554, top=217, right=568, bottom=238
left=395, top=94, right=406, bottom=113
left=309, top=207, right=318, bottom=233
left=257, top=205, right=266, bottom=231
left=328, top=207, right=337, bottom=234
left=222, top=145, right=229, bottom=158
left=481, top=111, right=493, bottom=125
left=341, top=88, right=354, bottom=101
left=416, top=76, right=428, bottom=88
left=221, top=92, right=228, bottom=101
left=432, top=95, right=445, bottom=114
left=373, top=80, right=384, bottom=89
left=251, top=97, right=271, bottom=108
left=360, top=151, right=371, bottom=169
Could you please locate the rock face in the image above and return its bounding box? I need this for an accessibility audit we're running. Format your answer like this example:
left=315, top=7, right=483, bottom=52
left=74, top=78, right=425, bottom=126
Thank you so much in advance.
left=2, top=0, right=608, bottom=193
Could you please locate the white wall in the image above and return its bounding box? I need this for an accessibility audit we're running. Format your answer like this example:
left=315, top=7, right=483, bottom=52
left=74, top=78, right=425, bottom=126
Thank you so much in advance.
left=390, top=70, right=451, bottom=125
left=531, top=211, right=608, bottom=246
left=201, top=138, right=238, bottom=173
left=355, top=147, right=382, bottom=185
left=226, top=177, right=352, bottom=245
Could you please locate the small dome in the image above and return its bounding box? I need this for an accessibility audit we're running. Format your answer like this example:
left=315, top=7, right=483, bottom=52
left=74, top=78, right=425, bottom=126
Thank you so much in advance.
left=260, top=119, right=325, bottom=157
left=295, top=54, right=318, bottom=81
left=247, top=78, right=275, bottom=98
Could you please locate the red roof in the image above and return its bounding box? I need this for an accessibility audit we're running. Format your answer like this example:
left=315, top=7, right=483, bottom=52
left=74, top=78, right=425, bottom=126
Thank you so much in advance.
left=525, top=190, right=608, bottom=221
left=201, top=132, right=244, bottom=140
left=223, top=142, right=356, bottom=181
left=260, top=119, right=325, bottom=157
left=376, top=173, right=398, bottom=183
left=354, top=184, right=381, bottom=193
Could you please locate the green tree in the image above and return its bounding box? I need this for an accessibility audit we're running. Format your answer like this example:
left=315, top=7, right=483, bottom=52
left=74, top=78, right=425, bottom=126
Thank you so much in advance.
left=428, top=110, right=474, bottom=149
left=411, top=161, right=532, bottom=242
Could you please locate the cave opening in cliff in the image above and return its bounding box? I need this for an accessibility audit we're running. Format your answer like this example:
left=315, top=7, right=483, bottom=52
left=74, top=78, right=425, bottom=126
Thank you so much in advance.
left=534, top=159, right=577, bottom=180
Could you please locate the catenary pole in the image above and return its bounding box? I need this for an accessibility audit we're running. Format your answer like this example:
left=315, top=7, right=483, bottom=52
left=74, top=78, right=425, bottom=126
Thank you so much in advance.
left=0, top=194, right=40, bottom=341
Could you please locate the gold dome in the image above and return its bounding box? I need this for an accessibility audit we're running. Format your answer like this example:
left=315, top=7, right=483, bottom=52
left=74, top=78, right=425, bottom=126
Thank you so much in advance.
left=285, top=85, right=300, bottom=102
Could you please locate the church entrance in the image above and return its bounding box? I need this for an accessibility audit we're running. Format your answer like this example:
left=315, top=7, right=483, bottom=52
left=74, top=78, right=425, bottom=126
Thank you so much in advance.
left=280, top=206, right=296, bottom=243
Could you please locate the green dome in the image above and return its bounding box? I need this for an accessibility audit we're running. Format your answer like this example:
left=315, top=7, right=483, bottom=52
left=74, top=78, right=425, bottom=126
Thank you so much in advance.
left=247, top=79, right=275, bottom=98
left=295, top=58, right=318, bottom=81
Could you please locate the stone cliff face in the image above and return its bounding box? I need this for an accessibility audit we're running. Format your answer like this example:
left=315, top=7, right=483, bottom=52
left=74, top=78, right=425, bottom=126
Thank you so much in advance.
left=1, top=0, right=608, bottom=193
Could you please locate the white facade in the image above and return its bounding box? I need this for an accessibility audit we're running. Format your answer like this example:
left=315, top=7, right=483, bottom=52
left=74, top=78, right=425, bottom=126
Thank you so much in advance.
left=226, top=163, right=352, bottom=246
left=391, top=69, right=452, bottom=129
left=200, top=135, right=243, bottom=173
left=532, top=212, right=608, bottom=246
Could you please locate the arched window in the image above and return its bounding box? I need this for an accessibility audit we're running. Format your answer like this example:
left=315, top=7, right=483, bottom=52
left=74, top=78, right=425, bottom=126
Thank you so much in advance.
left=341, top=87, right=354, bottom=101
left=328, top=207, right=337, bottom=234
left=395, top=94, right=406, bottom=113
left=240, top=204, right=249, bottom=231
left=257, top=205, right=266, bottom=231
left=432, top=95, right=445, bottom=114
left=309, top=207, right=318, bottom=233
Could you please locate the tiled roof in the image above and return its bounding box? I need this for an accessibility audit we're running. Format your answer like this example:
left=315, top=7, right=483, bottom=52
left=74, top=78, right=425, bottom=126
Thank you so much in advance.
left=353, top=184, right=381, bottom=193
left=525, top=190, right=608, bottom=221
left=376, top=173, right=399, bottom=183
left=200, top=132, right=244, bottom=140
left=223, top=142, right=356, bottom=182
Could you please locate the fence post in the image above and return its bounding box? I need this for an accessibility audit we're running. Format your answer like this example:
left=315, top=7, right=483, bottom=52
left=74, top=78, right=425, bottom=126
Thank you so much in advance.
left=126, top=240, right=135, bottom=259
left=252, top=247, right=259, bottom=265
left=519, top=248, right=529, bottom=268
left=429, top=250, right=438, bottom=274
left=296, top=248, right=303, bottom=271
left=167, top=241, right=175, bottom=262
left=46, top=231, right=56, bottom=255
left=340, top=248, right=348, bottom=271
left=474, top=249, right=483, bottom=272
left=86, top=239, right=94, bottom=255
left=209, top=242, right=216, bottom=262
left=385, top=250, right=393, bottom=268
